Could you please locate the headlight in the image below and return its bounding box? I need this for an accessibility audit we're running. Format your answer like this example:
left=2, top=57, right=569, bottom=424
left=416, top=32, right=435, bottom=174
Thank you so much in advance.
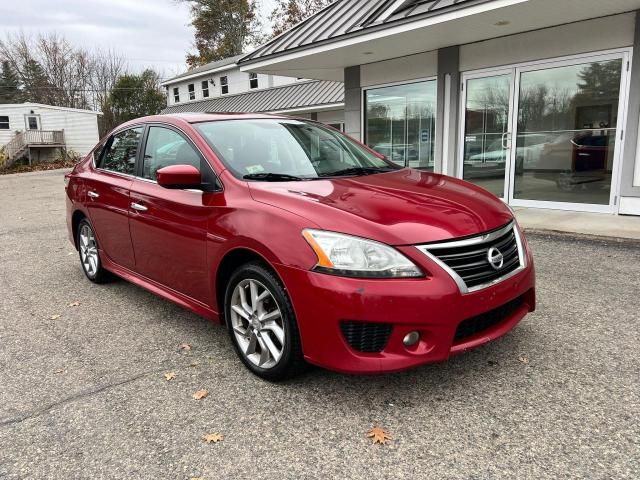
left=302, top=229, right=423, bottom=278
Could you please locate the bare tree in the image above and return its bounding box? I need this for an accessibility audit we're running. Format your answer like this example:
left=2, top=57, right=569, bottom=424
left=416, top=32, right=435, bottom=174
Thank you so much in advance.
left=0, top=32, right=127, bottom=111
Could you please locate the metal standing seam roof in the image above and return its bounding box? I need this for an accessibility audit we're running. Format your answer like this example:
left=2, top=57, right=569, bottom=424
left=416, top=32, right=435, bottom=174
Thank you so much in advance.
left=240, top=0, right=488, bottom=64
left=162, top=54, right=246, bottom=84
left=161, top=80, right=344, bottom=114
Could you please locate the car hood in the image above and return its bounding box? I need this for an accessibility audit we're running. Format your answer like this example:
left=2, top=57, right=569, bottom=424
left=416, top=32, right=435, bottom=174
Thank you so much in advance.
left=248, top=169, right=513, bottom=245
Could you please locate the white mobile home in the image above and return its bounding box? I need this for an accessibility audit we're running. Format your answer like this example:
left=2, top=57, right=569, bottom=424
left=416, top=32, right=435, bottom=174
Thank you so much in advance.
left=0, top=103, right=101, bottom=166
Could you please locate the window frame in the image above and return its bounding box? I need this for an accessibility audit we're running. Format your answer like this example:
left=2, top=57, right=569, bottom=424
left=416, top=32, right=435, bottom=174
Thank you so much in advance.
left=173, top=87, right=180, bottom=103
left=96, top=125, right=144, bottom=177
left=0, top=116, right=9, bottom=130
left=202, top=80, right=210, bottom=98
left=136, top=122, right=223, bottom=192
left=249, top=73, right=258, bottom=90
left=188, top=83, right=196, bottom=101
left=220, top=76, right=229, bottom=95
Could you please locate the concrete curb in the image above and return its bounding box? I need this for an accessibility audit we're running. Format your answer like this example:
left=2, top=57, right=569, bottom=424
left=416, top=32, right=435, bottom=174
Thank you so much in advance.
left=524, top=228, right=640, bottom=246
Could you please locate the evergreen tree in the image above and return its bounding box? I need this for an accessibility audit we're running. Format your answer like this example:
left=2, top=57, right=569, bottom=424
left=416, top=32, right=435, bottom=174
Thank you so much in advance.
left=108, top=69, right=166, bottom=126
left=0, top=61, right=21, bottom=103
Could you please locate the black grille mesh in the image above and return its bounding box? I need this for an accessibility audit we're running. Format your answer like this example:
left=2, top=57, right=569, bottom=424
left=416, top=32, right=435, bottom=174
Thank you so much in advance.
left=430, top=226, right=521, bottom=290
left=454, top=295, right=525, bottom=343
left=340, top=321, right=392, bottom=353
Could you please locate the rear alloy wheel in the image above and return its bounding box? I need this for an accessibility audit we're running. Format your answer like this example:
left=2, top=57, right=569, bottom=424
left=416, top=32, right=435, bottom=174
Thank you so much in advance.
left=225, top=263, right=305, bottom=381
left=77, top=219, right=111, bottom=283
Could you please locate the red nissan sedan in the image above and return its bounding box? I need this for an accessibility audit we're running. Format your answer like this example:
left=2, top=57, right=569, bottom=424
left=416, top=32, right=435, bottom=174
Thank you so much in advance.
left=65, top=113, right=535, bottom=380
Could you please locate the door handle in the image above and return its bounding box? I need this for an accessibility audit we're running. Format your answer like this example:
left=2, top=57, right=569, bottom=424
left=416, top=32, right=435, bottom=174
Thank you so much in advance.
left=87, top=191, right=100, bottom=199
left=502, top=132, right=511, bottom=150
left=130, top=202, right=148, bottom=212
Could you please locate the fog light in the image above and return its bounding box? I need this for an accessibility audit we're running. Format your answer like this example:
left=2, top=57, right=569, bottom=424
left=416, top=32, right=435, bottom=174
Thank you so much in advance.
left=403, top=331, right=420, bottom=347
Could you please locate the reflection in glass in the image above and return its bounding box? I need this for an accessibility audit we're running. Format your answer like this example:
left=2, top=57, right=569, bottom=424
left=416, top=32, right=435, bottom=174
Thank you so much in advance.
left=365, top=81, right=437, bottom=170
left=514, top=59, right=622, bottom=205
left=462, top=75, right=511, bottom=197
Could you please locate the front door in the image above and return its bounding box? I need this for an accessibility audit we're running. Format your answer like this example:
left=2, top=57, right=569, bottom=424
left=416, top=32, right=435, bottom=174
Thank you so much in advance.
left=460, top=51, right=629, bottom=213
left=460, top=70, right=515, bottom=199
left=128, top=125, right=217, bottom=304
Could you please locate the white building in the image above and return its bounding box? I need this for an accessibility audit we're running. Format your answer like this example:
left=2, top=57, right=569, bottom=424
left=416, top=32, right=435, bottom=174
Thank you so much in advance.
left=0, top=103, right=101, bottom=166
left=239, top=0, right=640, bottom=217
left=161, top=54, right=345, bottom=128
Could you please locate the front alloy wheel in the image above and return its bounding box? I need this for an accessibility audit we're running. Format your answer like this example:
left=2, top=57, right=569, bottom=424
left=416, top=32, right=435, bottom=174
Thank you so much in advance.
left=225, top=262, right=305, bottom=381
left=230, top=279, right=285, bottom=369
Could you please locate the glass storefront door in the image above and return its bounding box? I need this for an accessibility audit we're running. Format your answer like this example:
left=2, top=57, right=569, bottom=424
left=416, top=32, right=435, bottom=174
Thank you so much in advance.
left=512, top=58, right=623, bottom=207
left=365, top=80, right=437, bottom=170
left=460, top=52, right=628, bottom=212
left=461, top=72, right=513, bottom=198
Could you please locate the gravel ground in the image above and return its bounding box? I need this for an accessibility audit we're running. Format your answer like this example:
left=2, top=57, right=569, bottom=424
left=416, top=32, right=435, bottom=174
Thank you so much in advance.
left=0, top=169, right=638, bottom=480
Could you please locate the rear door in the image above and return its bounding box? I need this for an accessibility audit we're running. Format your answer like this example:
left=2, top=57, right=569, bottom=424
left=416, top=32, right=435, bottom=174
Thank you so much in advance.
left=128, top=124, right=221, bottom=304
left=85, top=127, right=143, bottom=270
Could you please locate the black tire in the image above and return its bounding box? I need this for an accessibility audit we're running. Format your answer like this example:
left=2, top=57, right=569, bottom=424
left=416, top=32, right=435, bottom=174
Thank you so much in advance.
left=76, top=218, right=112, bottom=284
left=225, top=262, right=306, bottom=381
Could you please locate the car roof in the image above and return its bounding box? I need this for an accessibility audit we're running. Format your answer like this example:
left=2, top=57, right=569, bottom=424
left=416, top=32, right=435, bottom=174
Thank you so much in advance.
left=126, top=112, right=295, bottom=126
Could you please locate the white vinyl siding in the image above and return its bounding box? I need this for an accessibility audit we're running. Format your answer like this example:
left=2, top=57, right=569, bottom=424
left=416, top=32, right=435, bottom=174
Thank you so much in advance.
left=0, top=104, right=100, bottom=156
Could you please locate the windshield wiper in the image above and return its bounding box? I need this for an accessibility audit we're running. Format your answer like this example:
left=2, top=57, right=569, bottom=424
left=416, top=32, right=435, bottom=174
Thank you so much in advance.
left=319, top=166, right=396, bottom=178
left=243, top=173, right=305, bottom=182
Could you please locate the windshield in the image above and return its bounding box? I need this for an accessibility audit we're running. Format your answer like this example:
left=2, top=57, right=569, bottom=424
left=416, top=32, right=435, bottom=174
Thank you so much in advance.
left=194, top=119, right=400, bottom=180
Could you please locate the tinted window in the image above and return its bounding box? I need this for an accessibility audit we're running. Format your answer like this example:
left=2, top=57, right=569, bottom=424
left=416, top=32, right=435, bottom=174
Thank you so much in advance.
left=142, top=126, right=202, bottom=180
left=0, top=116, right=9, bottom=129
left=100, top=127, right=142, bottom=175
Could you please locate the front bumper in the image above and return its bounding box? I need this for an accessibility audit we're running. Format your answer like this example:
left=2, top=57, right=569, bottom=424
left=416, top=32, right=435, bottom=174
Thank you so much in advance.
left=275, top=244, right=535, bottom=374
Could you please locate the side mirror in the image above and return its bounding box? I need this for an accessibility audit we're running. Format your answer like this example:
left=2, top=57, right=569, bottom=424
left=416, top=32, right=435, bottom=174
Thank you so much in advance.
left=156, top=164, right=202, bottom=189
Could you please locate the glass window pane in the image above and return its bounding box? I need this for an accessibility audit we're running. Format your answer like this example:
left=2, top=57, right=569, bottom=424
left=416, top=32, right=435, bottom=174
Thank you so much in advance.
left=514, top=59, right=622, bottom=205
left=100, top=127, right=142, bottom=175
left=142, top=127, right=201, bottom=180
left=462, top=75, right=511, bottom=198
left=195, top=119, right=395, bottom=179
left=365, top=81, right=437, bottom=170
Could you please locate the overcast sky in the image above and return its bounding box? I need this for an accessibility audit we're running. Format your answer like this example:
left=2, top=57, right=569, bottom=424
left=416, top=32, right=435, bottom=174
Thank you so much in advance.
left=0, top=0, right=278, bottom=81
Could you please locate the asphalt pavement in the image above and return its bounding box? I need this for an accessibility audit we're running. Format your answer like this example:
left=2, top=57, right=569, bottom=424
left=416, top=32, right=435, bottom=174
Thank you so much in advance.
left=0, top=169, right=638, bottom=479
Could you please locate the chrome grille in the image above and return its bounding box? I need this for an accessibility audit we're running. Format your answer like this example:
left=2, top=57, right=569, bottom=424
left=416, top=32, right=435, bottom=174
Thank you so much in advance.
left=417, top=222, right=525, bottom=294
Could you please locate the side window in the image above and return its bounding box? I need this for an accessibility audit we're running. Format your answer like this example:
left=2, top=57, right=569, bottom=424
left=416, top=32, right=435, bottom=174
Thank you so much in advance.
left=188, top=83, right=195, bottom=100
left=142, top=126, right=202, bottom=181
left=249, top=73, right=258, bottom=89
left=99, top=127, right=142, bottom=175
left=220, top=76, right=228, bottom=95
left=173, top=87, right=180, bottom=103
left=0, top=116, right=9, bottom=130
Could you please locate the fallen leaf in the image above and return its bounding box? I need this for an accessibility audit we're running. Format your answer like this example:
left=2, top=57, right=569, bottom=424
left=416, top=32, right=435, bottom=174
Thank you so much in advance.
left=179, top=343, right=192, bottom=351
left=50, top=314, right=61, bottom=320
left=367, top=427, right=392, bottom=445
left=53, top=369, right=65, bottom=375
left=518, top=355, right=529, bottom=364
left=164, top=372, right=176, bottom=381
left=203, top=433, right=223, bottom=444
left=68, top=302, right=80, bottom=307
left=193, top=389, right=209, bottom=400
left=190, top=362, right=199, bottom=367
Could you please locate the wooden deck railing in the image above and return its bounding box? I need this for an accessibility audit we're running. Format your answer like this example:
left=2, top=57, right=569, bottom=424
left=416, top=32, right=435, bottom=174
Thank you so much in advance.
left=4, top=130, right=65, bottom=164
